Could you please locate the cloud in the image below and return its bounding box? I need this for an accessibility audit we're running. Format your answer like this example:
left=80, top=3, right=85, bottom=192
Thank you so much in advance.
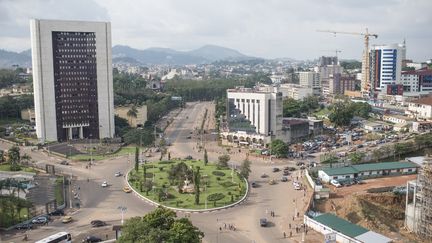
left=0, top=0, right=431, bottom=61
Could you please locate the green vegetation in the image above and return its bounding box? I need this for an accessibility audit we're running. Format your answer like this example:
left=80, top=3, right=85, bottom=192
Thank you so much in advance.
left=283, top=96, right=320, bottom=117
left=119, top=207, right=204, bottom=242
left=0, top=164, right=35, bottom=172
left=217, top=154, right=230, bottom=168
left=128, top=159, right=247, bottom=209
left=340, top=60, right=362, bottom=70
left=239, top=159, right=252, bottom=179
left=0, top=68, right=29, bottom=89
left=69, top=146, right=137, bottom=161
left=0, top=95, right=33, bottom=121
left=164, top=79, right=238, bottom=102
left=328, top=101, right=371, bottom=127
left=54, top=177, right=64, bottom=206
left=270, top=139, right=288, bottom=158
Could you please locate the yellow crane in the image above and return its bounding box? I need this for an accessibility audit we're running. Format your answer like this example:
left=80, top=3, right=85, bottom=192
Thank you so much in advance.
left=317, top=28, right=378, bottom=96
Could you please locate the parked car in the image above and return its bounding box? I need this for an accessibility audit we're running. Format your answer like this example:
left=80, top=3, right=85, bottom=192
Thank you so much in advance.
left=284, top=166, right=296, bottom=171
left=260, top=218, right=268, bottom=227
left=62, top=216, right=73, bottom=224
left=283, top=171, right=290, bottom=176
left=296, top=161, right=305, bottom=166
left=101, top=181, right=108, bottom=187
left=15, top=223, right=33, bottom=230
left=186, top=136, right=192, bottom=139
left=114, top=172, right=122, bottom=177
left=261, top=173, right=268, bottom=178
left=83, top=236, right=102, bottom=243
left=60, top=160, right=69, bottom=165
left=330, top=179, right=342, bottom=188
left=32, top=216, right=48, bottom=224
left=281, top=176, right=288, bottom=182
left=269, top=179, right=276, bottom=185
left=123, top=186, right=132, bottom=193
left=272, top=167, right=280, bottom=172
left=294, top=184, right=302, bottom=190
left=185, top=155, right=193, bottom=160
left=48, top=209, right=64, bottom=216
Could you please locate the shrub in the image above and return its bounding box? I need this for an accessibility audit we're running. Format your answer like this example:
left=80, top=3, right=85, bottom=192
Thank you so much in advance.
left=212, top=171, right=226, bottom=176
left=207, top=193, right=225, bottom=201
left=145, top=172, right=153, bottom=178
left=158, top=160, right=175, bottom=164
left=216, top=177, right=221, bottom=181
left=220, top=181, right=237, bottom=187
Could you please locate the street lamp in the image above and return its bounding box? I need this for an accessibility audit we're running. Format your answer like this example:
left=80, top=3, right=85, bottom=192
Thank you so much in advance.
left=118, top=206, right=127, bottom=225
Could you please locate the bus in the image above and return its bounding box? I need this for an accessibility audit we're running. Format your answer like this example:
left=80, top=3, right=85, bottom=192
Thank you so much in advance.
left=35, top=232, right=72, bottom=243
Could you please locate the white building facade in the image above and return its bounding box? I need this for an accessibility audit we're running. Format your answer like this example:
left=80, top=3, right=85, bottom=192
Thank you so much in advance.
left=369, top=43, right=404, bottom=92
left=31, top=19, right=115, bottom=142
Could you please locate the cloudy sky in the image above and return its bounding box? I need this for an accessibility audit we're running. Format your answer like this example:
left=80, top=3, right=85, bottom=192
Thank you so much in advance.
left=0, top=0, right=431, bottom=61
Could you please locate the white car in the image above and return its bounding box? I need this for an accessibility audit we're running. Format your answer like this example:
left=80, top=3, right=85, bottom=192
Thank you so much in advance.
left=114, top=172, right=122, bottom=177
left=101, top=181, right=108, bottom=187
left=330, top=179, right=342, bottom=188
left=294, top=184, right=302, bottom=190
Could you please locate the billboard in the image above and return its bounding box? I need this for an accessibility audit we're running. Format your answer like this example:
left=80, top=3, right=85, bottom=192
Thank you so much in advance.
left=386, top=84, right=403, bottom=95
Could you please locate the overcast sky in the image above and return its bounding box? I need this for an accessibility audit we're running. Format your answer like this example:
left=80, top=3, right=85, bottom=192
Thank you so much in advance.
left=0, top=0, right=431, bottom=61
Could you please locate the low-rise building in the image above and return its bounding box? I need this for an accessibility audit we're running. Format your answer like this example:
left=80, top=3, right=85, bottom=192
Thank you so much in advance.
left=21, top=108, right=35, bottom=123
left=318, top=161, right=419, bottom=183
left=278, top=84, right=313, bottom=100
left=382, top=114, right=414, bottom=124
left=281, top=118, right=310, bottom=143
left=407, top=96, right=432, bottom=119
left=363, top=122, right=384, bottom=132
left=412, top=121, right=432, bottom=133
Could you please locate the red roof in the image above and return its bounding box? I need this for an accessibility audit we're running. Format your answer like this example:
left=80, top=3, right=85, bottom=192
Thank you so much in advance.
left=411, top=96, right=432, bottom=106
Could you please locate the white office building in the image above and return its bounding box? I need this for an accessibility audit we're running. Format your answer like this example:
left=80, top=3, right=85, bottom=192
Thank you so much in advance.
left=226, top=87, right=283, bottom=139
left=369, top=43, right=404, bottom=92
left=31, top=19, right=115, bottom=142
left=278, top=83, right=313, bottom=100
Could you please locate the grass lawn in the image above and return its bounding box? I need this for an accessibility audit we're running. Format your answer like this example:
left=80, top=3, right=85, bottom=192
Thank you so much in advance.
left=0, top=117, right=28, bottom=126
left=0, top=197, right=31, bottom=228
left=69, top=146, right=138, bottom=161
left=314, top=108, right=330, bottom=118
left=54, top=177, right=64, bottom=206
left=128, top=159, right=247, bottom=210
left=0, top=164, right=36, bottom=173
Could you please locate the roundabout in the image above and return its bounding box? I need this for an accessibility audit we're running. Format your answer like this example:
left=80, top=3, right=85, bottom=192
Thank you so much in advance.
left=127, top=159, right=249, bottom=211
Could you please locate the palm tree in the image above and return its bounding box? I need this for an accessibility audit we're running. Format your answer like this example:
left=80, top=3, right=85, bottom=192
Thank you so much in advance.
left=127, top=106, right=138, bottom=126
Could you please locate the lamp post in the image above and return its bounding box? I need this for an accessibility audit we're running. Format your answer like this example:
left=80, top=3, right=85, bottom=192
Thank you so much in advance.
left=118, top=206, right=127, bottom=225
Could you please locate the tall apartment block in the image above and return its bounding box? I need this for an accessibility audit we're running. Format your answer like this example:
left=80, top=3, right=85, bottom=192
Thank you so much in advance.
left=369, top=43, right=405, bottom=93
left=30, top=19, right=114, bottom=142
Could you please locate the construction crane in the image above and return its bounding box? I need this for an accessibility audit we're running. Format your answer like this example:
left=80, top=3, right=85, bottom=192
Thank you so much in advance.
left=317, top=28, right=378, bottom=97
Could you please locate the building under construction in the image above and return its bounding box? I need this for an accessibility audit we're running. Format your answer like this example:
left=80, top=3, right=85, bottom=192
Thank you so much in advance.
left=405, top=157, right=432, bottom=240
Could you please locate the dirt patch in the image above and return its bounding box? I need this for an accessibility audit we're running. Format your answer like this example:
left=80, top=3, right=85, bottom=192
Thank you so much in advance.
left=316, top=175, right=427, bottom=243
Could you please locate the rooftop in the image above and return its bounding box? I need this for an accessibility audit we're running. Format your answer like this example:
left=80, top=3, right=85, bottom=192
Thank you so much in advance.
left=410, top=96, right=432, bottom=106
left=321, top=162, right=419, bottom=176
left=314, top=213, right=368, bottom=238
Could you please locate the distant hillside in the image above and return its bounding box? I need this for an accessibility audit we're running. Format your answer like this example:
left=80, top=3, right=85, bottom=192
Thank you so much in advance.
left=0, top=44, right=257, bottom=67
left=112, top=44, right=255, bottom=65
left=0, top=49, right=31, bottom=68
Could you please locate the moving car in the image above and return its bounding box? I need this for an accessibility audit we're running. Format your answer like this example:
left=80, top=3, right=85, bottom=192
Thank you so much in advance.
left=114, top=172, right=122, bottom=177
left=83, top=236, right=102, bottom=243
left=260, top=218, right=268, bottom=227
left=32, top=216, right=48, bottom=224
left=272, top=167, right=280, bottom=172
left=15, top=223, right=33, bottom=230
left=62, top=216, right=73, bottom=223
left=91, top=220, right=106, bottom=227
left=123, top=186, right=132, bottom=193
left=260, top=173, right=268, bottom=178
left=251, top=182, right=258, bottom=188
left=185, top=155, right=193, bottom=160
left=48, top=209, right=64, bottom=216
left=101, top=181, right=108, bottom=187
left=60, top=160, right=69, bottom=165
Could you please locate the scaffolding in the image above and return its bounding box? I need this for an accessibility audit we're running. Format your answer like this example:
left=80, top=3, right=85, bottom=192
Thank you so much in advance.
left=417, top=158, right=432, bottom=240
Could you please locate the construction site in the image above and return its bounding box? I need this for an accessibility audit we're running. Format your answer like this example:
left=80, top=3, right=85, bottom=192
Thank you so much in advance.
left=405, top=157, right=432, bottom=241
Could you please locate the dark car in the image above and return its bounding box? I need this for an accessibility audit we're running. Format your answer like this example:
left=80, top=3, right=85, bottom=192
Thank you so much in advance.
left=296, top=161, right=305, bottom=166
left=272, top=167, right=280, bottom=172
left=83, top=236, right=102, bottom=243
left=284, top=166, right=296, bottom=171
left=281, top=176, right=288, bottom=182
left=283, top=170, right=290, bottom=176
left=92, top=221, right=106, bottom=227
left=184, top=155, right=193, bottom=160
left=48, top=209, right=64, bottom=216
left=90, top=220, right=104, bottom=226
left=60, top=160, right=69, bottom=165
left=251, top=182, right=258, bottom=188
left=15, top=223, right=33, bottom=230
left=260, top=218, right=268, bottom=227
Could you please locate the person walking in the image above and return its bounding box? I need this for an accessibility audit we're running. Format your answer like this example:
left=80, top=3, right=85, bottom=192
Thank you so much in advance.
left=283, top=232, right=286, bottom=238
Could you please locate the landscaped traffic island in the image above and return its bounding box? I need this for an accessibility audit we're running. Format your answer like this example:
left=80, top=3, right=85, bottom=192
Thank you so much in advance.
left=127, top=159, right=248, bottom=210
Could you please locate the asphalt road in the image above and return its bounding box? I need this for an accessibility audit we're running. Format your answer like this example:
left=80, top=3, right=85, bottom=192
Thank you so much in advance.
left=1, top=102, right=309, bottom=243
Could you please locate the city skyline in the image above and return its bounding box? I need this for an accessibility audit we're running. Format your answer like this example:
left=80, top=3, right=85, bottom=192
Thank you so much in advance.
left=0, top=0, right=431, bottom=61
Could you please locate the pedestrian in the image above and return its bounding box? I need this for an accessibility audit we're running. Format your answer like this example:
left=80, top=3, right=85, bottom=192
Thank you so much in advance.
left=297, top=212, right=299, bottom=218
left=224, top=223, right=226, bottom=229
left=283, top=232, right=286, bottom=238
left=290, top=231, right=292, bottom=237
left=292, top=216, right=295, bottom=221
left=219, top=227, right=222, bottom=232
left=289, top=223, right=291, bottom=229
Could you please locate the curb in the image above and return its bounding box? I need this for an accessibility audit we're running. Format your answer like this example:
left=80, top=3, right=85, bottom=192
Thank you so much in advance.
left=126, top=167, right=249, bottom=213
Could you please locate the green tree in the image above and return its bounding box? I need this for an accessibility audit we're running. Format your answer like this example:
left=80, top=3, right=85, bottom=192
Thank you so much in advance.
left=203, top=149, right=208, bottom=166
left=328, top=102, right=354, bottom=127
left=127, top=106, right=138, bottom=124
left=270, top=139, right=288, bottom=158
left=349, top=152, right=364, bottom=164
left=217, top=154, right=230, bottom=168
left=0, top=150, right=4, bottom=162
left=283, top=98, right=302, bottom=117
left=135, top=147, right=139, bottom=172
left=123, top=128, right=155, bottom=145
left=194, top=166, right=200, bottom=205
left=351, top=102, right=371, bottom=118
left=119, top=207, right=204, bottom=242
left=7, top=146, right=20, bottom=171
left=240, top=159, right=252, bottom=179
